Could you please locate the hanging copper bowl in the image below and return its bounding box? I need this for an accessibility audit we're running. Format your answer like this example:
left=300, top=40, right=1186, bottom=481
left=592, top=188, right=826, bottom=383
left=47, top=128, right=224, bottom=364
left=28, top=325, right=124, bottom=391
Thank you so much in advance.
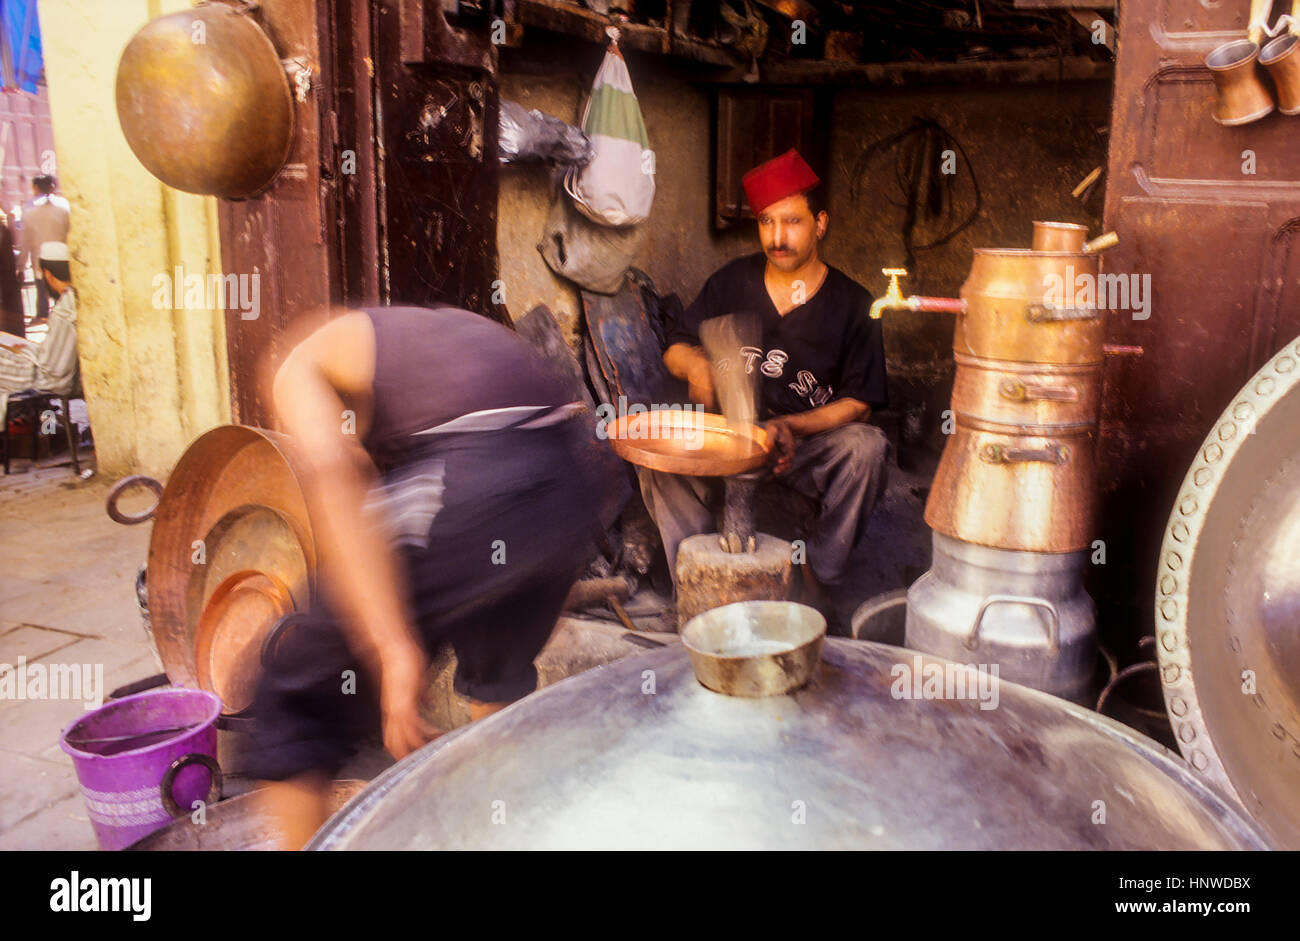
left=951, top=352, right=1102, bottom=428
left=925, top=417, right=1098, bottom=553
left=115, top=2, right=294, bottom=198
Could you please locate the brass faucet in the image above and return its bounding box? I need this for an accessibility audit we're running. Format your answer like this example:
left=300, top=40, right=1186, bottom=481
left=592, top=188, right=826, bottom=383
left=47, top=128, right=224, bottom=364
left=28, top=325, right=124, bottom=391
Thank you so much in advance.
left=869, top=268, right=911, bottom=320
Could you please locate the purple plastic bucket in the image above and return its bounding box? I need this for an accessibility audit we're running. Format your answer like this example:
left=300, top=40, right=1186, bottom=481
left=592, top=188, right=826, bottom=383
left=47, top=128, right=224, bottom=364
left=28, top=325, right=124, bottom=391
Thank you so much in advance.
left=60, top=688, right=223, bottom=851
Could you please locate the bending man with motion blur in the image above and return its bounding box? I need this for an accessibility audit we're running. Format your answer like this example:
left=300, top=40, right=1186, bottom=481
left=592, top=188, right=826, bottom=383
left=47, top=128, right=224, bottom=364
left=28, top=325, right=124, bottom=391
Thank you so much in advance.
left=247, top=305, right=604, bottom=848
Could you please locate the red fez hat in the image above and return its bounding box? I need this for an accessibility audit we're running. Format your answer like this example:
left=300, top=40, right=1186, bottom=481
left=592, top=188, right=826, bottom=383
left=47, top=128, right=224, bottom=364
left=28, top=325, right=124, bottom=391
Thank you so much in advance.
left=742, top=149, right=820, bottom=215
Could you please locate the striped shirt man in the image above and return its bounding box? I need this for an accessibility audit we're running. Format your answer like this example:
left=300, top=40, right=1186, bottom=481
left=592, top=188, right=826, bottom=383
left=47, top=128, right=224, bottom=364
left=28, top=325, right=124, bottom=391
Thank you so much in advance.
left=0, top=286, right=78, bottom=416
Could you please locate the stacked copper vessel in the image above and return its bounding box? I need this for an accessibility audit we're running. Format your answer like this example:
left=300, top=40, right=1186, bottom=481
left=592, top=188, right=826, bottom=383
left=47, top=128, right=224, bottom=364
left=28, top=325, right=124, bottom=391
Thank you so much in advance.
left=894, top=222, right=1120, bottom=702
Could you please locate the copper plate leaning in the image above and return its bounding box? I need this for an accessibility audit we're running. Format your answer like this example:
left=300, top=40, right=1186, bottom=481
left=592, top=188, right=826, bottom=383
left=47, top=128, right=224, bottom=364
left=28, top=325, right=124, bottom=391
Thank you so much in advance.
left=147, top=426, right=316, bottom=691
left=605, top=409, right=770, bottom=476
left=195, top=570, right=296, bottom=715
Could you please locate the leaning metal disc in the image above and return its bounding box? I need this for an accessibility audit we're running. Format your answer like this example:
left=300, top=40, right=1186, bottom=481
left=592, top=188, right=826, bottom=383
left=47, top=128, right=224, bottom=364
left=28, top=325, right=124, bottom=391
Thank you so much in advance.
left=1155, top=334, right=1300, bottom=848
left=309, top=640, right=1268, bottom=850
left=178, top=505, right=309, bottom=707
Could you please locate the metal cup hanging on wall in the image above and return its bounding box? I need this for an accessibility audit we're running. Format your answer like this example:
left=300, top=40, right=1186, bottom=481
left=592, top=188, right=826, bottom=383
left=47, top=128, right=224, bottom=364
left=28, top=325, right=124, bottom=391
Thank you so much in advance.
left=1260, top=1, right=1300, bottom=115
left=1204, top=0, right=1277, bottom=126
left=115, top=0, right=295, bottom=198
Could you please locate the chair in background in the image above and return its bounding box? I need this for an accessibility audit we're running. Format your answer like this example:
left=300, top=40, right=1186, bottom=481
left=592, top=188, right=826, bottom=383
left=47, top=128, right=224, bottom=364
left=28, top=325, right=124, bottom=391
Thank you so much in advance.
left=2, top=367, right=85, bottom=475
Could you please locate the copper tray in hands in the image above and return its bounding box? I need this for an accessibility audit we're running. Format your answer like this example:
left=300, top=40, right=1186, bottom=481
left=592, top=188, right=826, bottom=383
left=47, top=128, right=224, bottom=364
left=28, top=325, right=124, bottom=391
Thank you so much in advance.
left=605, top=409, right=770, bottom=477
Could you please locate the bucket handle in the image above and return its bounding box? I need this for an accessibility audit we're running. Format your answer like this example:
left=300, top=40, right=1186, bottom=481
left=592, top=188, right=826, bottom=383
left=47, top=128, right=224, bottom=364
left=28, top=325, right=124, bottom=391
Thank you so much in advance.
left=107, top=475, right=164, bottom=525
left=967, top=595, right=1060, bottom=653
left=160, top=753, right=224, bottom=819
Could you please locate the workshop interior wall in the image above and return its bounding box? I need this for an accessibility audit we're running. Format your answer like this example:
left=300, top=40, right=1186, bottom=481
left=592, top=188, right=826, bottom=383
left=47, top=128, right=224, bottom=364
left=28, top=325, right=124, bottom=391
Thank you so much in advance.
left=498, top=43, right=1110, bottom=425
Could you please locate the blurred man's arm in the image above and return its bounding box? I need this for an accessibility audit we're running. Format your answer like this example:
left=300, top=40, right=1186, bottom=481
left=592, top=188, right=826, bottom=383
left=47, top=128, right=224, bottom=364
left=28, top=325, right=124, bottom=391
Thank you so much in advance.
left=270, top=311, right=435, bottom=758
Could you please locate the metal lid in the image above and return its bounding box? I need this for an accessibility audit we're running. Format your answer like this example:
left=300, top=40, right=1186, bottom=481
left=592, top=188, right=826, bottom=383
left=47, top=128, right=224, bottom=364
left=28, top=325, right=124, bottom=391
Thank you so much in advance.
left=310, top=640, right=1269, bottom=850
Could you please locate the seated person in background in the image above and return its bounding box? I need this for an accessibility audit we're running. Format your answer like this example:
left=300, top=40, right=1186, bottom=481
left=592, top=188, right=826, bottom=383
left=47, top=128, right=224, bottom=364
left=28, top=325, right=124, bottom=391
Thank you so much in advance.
left=0, top=241, right=79, bottom=417
left=639, top=150, right=889, bottom=621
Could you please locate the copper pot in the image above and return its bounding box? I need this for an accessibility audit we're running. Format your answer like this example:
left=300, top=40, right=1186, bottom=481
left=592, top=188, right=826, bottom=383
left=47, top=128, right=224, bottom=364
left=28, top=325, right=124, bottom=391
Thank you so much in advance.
left=951, top=353, right=1102, bottom=427
left=925, top=417, right=1097, bottom=553
left=1205, top=39, right=1276, bottom=126
left=955, top=249, right=1104, bottom=365
left=116, top=2, right=295, bottom=198
left=1031, top=222, right=1119, bottom=255
left=1261, top=32, right=1300, bottom=114
left=113, top=426, right=318, bottom=692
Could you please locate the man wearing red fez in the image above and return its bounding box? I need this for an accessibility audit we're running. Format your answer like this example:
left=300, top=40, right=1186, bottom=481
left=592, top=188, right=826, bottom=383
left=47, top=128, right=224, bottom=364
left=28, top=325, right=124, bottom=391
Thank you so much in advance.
left=642, top=148, right=888, bottom=624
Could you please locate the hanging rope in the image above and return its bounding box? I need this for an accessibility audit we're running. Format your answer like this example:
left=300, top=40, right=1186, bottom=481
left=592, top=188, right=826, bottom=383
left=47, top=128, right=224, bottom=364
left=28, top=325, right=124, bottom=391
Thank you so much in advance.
left=849, top=118, right=982, bottom=271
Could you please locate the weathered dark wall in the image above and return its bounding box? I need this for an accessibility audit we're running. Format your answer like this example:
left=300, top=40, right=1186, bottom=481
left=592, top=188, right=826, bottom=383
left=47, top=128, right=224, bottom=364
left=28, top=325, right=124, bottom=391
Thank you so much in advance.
left=497, top=36, right=1112, bottom=425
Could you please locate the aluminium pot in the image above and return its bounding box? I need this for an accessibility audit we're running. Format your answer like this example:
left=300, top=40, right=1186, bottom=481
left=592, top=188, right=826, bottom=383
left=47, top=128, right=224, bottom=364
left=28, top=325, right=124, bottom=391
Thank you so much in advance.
left=308, top=640, right=1270, bottom=850
left=905, top=532, right=1096, bottom=703
left=951, top=352, right=1102, bottom=428
left=925, top=416, right=1097, bottom=553
left=955, top=249, right=1104, bottom=365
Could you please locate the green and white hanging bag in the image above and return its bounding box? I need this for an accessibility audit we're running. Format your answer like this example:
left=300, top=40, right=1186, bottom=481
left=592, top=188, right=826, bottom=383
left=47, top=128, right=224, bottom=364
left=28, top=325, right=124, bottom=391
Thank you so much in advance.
left=564, top=28, right=656, bottom=227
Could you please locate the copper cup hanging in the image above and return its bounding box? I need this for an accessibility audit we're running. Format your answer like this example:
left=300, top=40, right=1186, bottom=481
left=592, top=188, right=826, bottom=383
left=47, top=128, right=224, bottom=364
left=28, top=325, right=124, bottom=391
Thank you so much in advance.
left=1206, top=38, right=1276, bottom=126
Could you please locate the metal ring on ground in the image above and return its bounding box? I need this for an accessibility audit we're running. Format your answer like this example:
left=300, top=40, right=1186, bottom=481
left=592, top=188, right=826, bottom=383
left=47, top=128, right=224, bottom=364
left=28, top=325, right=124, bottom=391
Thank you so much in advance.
left=106, top=475, right=164, bottom=525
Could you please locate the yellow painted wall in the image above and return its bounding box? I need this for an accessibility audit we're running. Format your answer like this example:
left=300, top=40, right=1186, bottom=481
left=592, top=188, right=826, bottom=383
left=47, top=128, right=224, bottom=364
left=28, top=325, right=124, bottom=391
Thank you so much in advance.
left=37, top=0, right=230, bottom=479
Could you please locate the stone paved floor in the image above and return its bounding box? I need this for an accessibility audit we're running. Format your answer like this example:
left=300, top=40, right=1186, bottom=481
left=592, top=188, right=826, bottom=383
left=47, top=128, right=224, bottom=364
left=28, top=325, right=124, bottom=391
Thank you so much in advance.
left=0, top=440, right=164, bottom=850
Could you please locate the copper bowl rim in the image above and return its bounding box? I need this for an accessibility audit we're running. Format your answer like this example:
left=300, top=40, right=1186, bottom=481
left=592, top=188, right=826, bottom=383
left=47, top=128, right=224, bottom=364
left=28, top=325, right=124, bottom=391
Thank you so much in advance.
left=1260, top=32, right=1299, bottom=65
left=1206, top=39, right=1261, bottom=70
left=1031, top=221, right=1088, bottom=232
left=681, top=600, right=827, bottom=661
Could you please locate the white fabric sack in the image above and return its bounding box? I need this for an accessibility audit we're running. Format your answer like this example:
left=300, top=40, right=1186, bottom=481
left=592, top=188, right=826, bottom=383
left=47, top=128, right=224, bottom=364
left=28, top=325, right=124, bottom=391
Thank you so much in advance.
left=564, top=39, right=655, bottom=228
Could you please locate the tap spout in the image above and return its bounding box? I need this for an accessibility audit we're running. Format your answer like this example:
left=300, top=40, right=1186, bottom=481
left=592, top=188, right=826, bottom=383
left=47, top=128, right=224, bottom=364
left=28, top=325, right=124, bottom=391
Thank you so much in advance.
left=869, top=268, right=911, bottom=320
left=869, top=267, right=967, bottom=319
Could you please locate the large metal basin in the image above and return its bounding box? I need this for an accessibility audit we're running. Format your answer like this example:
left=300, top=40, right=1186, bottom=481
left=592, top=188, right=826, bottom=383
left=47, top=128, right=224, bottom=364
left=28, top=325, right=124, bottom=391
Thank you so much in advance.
left=1155, top=335, right=1300, bottom=848
left=310, top=639, right=1269, bottom=850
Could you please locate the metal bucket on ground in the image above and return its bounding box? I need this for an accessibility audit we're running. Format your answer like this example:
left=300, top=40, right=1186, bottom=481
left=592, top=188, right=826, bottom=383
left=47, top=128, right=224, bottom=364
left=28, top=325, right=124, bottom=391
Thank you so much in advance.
left=60, top=688, right=223, bottom=850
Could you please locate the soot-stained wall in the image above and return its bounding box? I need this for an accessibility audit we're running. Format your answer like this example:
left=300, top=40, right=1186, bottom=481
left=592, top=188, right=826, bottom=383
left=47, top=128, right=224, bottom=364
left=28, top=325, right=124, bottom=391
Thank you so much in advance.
left=497, top=38, right=1111, bottom=433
